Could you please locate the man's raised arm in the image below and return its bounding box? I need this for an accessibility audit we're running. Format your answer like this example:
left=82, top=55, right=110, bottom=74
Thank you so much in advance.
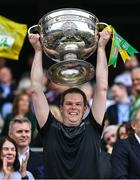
left=28, top=34, right=49, bottom=128
left=91, top=29, right=111, bottom=125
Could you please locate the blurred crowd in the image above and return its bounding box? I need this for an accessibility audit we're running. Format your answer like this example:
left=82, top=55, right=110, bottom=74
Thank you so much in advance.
left=0, top=53, right=140, bottom=179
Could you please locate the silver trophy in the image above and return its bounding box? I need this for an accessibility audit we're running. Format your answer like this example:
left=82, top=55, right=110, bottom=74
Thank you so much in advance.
left=28, top=8, right=107, bottom=85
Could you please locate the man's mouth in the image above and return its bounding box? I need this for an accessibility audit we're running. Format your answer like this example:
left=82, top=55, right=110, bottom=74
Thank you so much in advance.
left=68, top=112, right=78, bottom=116
left=20, top=139, right=28, bottom=142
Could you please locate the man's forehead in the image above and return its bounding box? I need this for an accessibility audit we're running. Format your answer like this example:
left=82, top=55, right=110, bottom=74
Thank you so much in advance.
left=65, top=93, right=83, bottom=99
left=12, top=121, right=30, bottom=129
left=132, top=68, right=140, bottom=75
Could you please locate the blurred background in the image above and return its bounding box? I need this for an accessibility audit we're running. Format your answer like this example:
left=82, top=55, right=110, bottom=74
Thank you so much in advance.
left=1, top=0, right=140, bottom=86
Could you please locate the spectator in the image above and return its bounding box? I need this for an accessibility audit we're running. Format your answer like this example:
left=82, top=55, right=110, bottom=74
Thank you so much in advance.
left=104, top=82, right=131, bottom=126
left=114, top=55, right=139, bottom=95
left=0, top=66, right=17, bottom=118
left=102, top=125, right=118, bottom=154
left=1, top=91, right=38, bottom=144
left=117, top=122, right=134, bottom=140
left=130, top=66, right=140, bottom=120
left=111, top=109, right=140, bottom=179
left=8, top=115, right=44, bottom=179
left=0, top=136, right=34, bottom=179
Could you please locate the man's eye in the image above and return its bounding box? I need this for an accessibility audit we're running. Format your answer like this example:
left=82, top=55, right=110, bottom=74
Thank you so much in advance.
left=17, top=131, right=22, bottom=133
left=25, top=131, right=30, bottom=133
left=65, top=103, right=72, bottom=105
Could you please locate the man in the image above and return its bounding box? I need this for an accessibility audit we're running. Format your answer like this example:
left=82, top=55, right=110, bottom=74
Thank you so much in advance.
left=130, top=66, right=140, bottom=120
left=28, top=29, right=111, bottom=178
left=0, top=66, right=17, bottom=118
left=8, top=115, right=44, bottom=179
left=111, top=109, right=140, bottom=179
left=104, top=82, right=131, bottom=126
left=114, top=55, right=139, bottom=94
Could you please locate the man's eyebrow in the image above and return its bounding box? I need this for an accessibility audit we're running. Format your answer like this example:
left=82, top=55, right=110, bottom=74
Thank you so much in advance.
left=16, top=129, right=30, bottom=131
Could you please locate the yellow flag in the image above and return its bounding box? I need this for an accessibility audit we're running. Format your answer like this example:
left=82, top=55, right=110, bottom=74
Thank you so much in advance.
left=0, top=15, right=27, bottom=60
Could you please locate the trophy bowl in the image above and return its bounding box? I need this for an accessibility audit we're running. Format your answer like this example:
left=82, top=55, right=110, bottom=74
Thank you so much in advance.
left=28, top=8, right=107, bottom=85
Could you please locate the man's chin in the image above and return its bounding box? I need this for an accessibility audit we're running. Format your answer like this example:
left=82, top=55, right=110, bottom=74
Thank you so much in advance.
left=19, top=143, right=29, bottom=147
left=69, top=119, right=81, bottom=126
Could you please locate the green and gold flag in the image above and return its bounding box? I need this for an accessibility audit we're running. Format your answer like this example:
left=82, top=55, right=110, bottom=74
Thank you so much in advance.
left=0, top=15, right=27, bottom=60
left=105, top=25, right=139, bottom=67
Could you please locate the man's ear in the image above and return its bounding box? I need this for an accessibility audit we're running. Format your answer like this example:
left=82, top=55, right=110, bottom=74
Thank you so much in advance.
left=131, top=121, right=136, bottom=130
left=8, top=131, right=12, bottom=138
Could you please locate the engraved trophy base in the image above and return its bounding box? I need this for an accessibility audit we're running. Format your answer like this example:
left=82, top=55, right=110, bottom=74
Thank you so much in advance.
left=47, top=59, right=95, bottom=85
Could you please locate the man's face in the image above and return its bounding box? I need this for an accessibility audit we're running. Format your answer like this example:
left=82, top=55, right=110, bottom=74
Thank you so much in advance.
left=9, top=122, right=31, bottom=148
left=60, top=93, right=87, bottom=127
left=132, top=68, right=140, bottom=93
left=125, top=56, right=138, bottom=70
left=0, top=67, right=12, bottom=83
left=131, top=119, right=140, bottom=137
left=111, top=85, right=125, bottom=102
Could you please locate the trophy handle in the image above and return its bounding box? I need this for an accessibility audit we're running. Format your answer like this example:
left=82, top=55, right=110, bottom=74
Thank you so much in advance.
left=97, top=22, right=108, bottom=31
left=28, top=25, right=41, bottom=35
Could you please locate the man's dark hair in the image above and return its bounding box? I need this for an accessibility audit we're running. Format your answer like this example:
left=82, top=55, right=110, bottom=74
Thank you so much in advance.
left=112, top=82, right=127, bottom=89
left=60, top=87, right=87, bottom=106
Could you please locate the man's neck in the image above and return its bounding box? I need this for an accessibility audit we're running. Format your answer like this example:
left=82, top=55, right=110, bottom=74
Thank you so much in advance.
left=18, top=146, right=29, bottom=155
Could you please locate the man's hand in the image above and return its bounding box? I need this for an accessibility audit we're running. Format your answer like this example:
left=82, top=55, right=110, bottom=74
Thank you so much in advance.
left=28, top=33, right=42, bottom=51
left=98, top=29, right=111, bottom=49
left=21, top=152, right=29, bottom=177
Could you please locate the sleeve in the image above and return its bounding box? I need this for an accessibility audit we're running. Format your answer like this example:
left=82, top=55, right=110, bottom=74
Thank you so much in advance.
left=111, top=140, right=129, bottom=179
left=104, top=106, right=113, bottom=124
left=88, top=110, right=103, bottom=136
left=38, top=111, right=54, bottom=137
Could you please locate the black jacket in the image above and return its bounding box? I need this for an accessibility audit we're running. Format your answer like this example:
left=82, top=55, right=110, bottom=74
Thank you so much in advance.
left=111, top=135, right=140, bottom=179
left=27, top=149, right=44, bottom=179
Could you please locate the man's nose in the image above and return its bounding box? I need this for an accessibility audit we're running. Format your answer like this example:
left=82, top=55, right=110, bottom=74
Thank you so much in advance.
left=21, top=131, right=27, bottom=136
left=71, top=104, right=77, bottom=108
left=133, top=79, right=140, bottom=84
